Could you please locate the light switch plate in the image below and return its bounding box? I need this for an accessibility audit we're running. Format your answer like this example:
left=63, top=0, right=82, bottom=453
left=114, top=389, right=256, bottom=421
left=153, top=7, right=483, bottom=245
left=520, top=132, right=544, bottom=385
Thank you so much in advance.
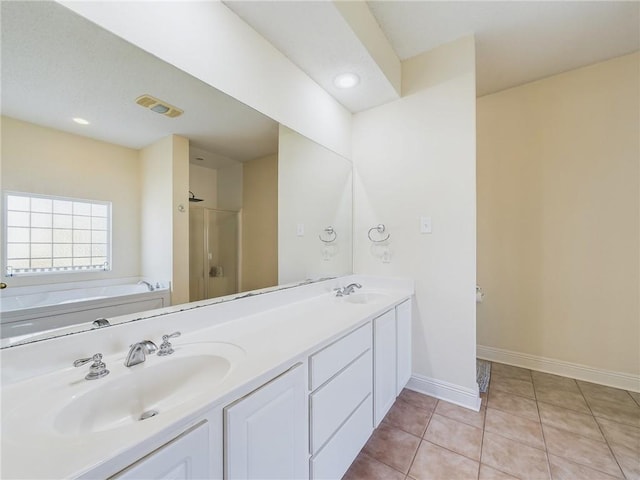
left=296, top=223, right=305, bottom=236
left=420, top=216, right=432, bottom=234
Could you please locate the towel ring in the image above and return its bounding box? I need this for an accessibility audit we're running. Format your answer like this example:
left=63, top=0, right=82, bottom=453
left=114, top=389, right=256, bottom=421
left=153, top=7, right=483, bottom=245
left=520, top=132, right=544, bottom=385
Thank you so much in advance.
left=368, top=224, right=390, bottom=243
left=319, top=226, right=337, bottom=243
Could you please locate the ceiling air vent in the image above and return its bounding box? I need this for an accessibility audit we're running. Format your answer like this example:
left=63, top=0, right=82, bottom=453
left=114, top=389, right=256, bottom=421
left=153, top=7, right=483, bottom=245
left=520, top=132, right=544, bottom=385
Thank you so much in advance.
left=135, top=94, right=183, bottom=118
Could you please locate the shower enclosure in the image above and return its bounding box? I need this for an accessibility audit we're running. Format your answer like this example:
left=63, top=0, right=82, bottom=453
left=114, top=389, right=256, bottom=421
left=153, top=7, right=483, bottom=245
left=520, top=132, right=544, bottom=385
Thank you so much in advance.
left=189, top=207, right=239, bottom=302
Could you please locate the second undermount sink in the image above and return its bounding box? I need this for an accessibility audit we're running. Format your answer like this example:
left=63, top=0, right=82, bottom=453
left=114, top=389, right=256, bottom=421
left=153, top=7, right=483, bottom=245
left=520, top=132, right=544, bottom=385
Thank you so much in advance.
left=344, top=291, right=391, bottom=304
left=52, top=342, right=244, bottom=436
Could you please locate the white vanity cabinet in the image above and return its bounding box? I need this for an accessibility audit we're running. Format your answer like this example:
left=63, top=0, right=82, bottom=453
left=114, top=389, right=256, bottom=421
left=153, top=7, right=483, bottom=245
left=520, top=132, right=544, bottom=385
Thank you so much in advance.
left=374, top=300, right=413, bottom=426
left=308, top=323, right=373, bottom=480
left=111, top=421, right=211, bottom=479
left=373, top=309, right=397, bottom=426
left=224, top=364, right=307, bottom=480
left=396, top=299, right=412, bottom=395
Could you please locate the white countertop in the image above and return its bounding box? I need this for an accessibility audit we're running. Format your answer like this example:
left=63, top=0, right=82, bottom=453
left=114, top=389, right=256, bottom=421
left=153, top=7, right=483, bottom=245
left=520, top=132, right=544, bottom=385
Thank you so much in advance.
left=1, top=275, right=413, bottom=479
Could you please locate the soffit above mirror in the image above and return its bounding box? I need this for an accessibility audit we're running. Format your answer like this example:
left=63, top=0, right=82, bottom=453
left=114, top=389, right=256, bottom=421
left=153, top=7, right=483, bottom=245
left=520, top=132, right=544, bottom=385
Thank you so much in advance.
left=224, top=0, right=639, bottom=104
left=1, top=1, right=278, bottom=162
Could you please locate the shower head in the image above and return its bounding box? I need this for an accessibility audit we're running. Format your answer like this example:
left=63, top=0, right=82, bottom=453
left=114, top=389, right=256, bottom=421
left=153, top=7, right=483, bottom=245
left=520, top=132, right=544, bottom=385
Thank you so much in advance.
left=189, top=191, right=204, bottom=202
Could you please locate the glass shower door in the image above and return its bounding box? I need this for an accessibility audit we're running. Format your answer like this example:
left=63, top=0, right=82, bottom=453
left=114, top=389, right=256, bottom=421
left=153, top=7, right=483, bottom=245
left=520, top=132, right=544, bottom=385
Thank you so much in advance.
left=189, top=208, right=239, bottom=302
left=205, top=209, right=239, bottom=299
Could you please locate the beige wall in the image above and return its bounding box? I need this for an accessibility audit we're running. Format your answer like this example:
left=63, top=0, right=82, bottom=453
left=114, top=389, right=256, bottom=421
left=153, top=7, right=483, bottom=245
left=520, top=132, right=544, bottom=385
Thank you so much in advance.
left=140, top=135, right=190, bottom=305
left=189, top=163, right=218, bottom=209
left=1, top=116, right=141, bottom=287
left=477, top=53, right=640, bottom=378
left=353, top=36, right=478, bottom=402
left=241, top=154, right=278, bottom=291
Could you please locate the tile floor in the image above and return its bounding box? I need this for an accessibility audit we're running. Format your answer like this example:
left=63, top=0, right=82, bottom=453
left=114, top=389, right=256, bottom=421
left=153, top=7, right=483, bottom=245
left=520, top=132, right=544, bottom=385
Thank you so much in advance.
left=343, top=362, right=640, bottom=480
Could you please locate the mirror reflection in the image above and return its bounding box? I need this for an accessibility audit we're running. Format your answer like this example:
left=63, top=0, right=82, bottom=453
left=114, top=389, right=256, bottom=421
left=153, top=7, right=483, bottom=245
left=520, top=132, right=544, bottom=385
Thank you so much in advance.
left=0, top=1, right=352, bottom=346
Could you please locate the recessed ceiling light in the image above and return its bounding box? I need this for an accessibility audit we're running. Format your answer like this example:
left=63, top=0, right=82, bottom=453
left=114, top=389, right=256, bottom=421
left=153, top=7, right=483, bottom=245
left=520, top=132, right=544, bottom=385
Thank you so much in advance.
left=73, top=117, right=90, bottom=125
left=334, top=73, right=360, bottom=89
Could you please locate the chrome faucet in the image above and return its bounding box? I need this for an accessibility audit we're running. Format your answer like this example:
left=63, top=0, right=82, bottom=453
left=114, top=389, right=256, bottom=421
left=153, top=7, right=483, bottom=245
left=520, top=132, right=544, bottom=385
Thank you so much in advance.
left=125, top=340, right=157, bottom=367
left=74, top=353, right=109, bottom=380
left=335, top=283, right=362, bottom=297
left=137, top=280, right=155, bottom=291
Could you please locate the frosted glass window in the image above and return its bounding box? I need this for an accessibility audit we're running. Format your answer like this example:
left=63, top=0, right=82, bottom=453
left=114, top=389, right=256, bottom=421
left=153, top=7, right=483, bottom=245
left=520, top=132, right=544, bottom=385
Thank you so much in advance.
left=53, top=229, right=73, bottom=243
left=73, top=216, right=91, bottom=229
left=53, top=244, right=72, bottom=257
left=73, top=257, right=92, bottom=267
left=8, top=211, right=29, bottom=227
left=91, top=217, right=107, bottom=230
left=31, top=244, right=52, bottom=258
left=4, top=192, right=111, bottom=275
left=92, top=231, right=107, bottom=243
left=73, top=202, right=91, bottom=216
left=31, top=198, right=52, bottom=213
left=31, top=213, right=52, bottom=228
left=73, top=230, right=91, bottom=243
left=32, top=258, right=52, bottom=268
left=92, top=204, right=108, bottom=217
left=7, top=227, right=29, bottom=243
left=7, top=196, right=30, bottom=211
left=7, top=243, right=29, bottom=258
left=53, top=214, right=72, bottom=228
left=31, top=228, right=52, bottom=243
left=53, top=200, right=72, bottom=214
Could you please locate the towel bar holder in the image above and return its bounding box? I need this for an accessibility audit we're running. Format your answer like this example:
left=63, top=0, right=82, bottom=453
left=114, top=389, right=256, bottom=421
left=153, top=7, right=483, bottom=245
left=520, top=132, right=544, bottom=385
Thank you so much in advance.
left=319, top=226, right=337, bottom=243
left=368, top=224, right=390, bottom=243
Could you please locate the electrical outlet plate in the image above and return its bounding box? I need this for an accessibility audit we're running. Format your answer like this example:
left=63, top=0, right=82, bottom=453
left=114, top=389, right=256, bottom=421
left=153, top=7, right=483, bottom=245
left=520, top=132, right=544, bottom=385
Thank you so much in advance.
left=420, top=216, right=432, bottom=234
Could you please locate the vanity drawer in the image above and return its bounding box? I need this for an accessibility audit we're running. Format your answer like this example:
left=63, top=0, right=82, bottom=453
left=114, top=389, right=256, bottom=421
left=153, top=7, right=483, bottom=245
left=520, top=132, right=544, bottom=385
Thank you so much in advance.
left=310, top=349, right=372, bottom=453
left=310, top=395, right=373, bottom=480
left=309, top=322, right=372, bottom=390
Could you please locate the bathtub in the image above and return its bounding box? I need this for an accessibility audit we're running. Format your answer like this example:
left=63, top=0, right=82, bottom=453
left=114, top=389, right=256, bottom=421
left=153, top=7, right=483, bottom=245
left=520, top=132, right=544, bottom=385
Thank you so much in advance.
left=0, top=279, right=170, bottom=340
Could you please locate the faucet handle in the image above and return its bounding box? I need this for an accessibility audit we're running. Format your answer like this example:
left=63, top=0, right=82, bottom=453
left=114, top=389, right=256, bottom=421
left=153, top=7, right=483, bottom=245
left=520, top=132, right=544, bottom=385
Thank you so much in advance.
left=157, top=331, right=181, bottom=357
left=92, top=318, right=110, bottom=328
left=74, top=353, right=109, bottom=380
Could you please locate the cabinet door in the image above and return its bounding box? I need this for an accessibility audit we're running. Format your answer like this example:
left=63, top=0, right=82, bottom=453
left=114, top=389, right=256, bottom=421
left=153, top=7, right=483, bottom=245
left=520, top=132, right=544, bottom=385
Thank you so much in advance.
left=396, top=299, right=412, bottom=395
left=224, top=364, right=307, bottom=480
left=112, top=422, right=210, bottom=479
left=373, top=309, right=397, bottom=426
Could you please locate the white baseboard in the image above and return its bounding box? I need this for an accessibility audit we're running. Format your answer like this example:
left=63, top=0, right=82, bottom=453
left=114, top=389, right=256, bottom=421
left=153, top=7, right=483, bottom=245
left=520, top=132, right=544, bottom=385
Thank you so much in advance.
left=407, top=374, right=481, bottom=411
left=477, top=345, right=640, bottom=393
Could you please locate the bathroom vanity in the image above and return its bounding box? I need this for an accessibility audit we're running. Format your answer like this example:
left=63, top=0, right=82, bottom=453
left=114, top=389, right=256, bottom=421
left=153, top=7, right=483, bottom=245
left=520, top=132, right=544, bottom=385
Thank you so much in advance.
left=1, top=276, right=413, bottom=479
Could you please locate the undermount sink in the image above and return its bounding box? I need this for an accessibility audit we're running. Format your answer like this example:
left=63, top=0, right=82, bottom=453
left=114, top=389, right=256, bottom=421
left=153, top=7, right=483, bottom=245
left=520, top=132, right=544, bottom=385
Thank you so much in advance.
left=344, top=291, right=391, bottom=304
left=4, top=342, right=245, bottom=439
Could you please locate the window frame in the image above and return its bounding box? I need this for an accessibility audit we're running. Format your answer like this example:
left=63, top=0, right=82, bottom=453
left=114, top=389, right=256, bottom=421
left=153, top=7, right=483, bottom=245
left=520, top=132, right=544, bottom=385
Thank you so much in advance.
left=3, top=191, right=113, bottom=277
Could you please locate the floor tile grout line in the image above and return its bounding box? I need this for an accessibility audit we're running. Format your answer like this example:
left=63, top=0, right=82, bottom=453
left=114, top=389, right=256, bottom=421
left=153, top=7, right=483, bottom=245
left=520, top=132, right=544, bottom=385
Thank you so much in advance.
left=477, top=380, right=489, bottom=480
left=575, top=381, right=629, bottom=479
left=404, top=399, right=437, bottom=479
left=359, top=451, right=408, bottom=478
left=529, top=368, right=554, bottom=480
left=485, top=396, right=540, bottom=424
left=351, top=371, right=637, bottom=480
left=482, top=367, right=545, bottom=479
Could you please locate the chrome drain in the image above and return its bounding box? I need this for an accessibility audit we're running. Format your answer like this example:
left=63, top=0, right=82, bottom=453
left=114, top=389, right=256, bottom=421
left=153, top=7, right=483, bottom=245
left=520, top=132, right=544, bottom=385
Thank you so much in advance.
left=139, top=409, right=159, bottom=421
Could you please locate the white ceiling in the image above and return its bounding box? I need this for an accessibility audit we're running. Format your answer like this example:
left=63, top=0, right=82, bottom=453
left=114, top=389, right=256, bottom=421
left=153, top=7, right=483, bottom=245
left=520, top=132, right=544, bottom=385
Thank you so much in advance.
left=369, top=1, right=640, bottom=97
left=225, top=1, right=639, bottom=111
left=224, top=1, right=400, bottom=112
left=3, top=0, right=637, bottom=150
left=1, top=1, right=279, bottom=164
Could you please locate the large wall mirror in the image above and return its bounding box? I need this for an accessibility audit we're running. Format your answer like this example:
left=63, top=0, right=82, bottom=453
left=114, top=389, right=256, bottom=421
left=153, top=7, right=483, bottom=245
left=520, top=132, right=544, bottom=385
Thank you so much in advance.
left=0, top=1, right=352, bottom=346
